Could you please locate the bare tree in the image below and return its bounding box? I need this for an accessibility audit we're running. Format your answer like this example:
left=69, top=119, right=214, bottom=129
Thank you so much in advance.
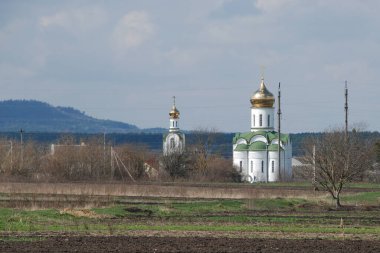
left=159, top=152, right=188, bottom=180
left=0, top=139, right=14, bottom=175
left=192, top=154, right=241, bottom=182
left=0, top=139, right=46, bottom=180
left=304, top=128, right=374, bottom=208
left=114, top=144, right=149, bottom=180
left=375, top=140, right=380, bottom=163
left=45, top=136, right=110, bottom=181
left=188, top=128, right=219, bottom=177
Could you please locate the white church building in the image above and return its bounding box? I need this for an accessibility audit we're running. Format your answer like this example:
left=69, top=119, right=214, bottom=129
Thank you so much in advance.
left=233, top=78, right=292, bottom=182
left=163, top=97, right=185, bottom=155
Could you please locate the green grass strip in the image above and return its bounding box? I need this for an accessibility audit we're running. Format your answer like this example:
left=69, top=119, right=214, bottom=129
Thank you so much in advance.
left=113, top=224, right=380, bottom=235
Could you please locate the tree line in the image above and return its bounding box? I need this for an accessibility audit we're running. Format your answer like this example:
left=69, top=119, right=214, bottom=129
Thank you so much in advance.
left=0, top=133, right=239, bottom=183
left=0, top=131, right=379, bottom=158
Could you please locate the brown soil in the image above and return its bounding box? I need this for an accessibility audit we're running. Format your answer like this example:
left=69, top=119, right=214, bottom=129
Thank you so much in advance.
left=1, top=236, right=379, bottom=253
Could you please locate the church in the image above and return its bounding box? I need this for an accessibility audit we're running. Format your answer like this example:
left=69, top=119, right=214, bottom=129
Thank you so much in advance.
left=163, top=97, right=185, bottom=155
left=233, top=77, right=292, bottom=182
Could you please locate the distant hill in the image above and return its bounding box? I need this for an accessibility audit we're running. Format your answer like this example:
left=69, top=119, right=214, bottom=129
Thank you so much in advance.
left=0, top=100, right=149, bottom=133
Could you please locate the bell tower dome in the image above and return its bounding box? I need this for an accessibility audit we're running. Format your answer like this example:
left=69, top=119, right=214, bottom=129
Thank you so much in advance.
left=250, top=77, right=275, bottom=132
left=169, top=96, right=180, bottom=132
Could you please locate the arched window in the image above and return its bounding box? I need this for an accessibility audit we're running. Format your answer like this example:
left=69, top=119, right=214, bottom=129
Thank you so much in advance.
left=268, top=115, right=270, bottom=127
left=253, top=115, right=255, bottom=126
left=239, top=161, right=243, bottom=173
left=176, top=121, right=178, bottom=127
left=170, top=138, right=175, bottom=149
left=261, top=160, right=264, bottom=173
left=172, top=121, right=175, bottom=127
left=259, top=114, right=262, bottom=126
left=272, top=161, right=274, bottom=173
left=250, top=161, right=253, bottom=173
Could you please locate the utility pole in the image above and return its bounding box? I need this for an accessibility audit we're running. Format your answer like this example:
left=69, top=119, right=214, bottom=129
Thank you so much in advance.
left=277, top=82, right=281, bottom=181
left=10, top=141, right=13, bottom=169
left=266, top=143, right=269, bottom=183
left=344, top=81, right=348, bottom=141
left=103, top=130, right=106, bottom=169
left=312, top=145, right=316, bottom=187
left=344, top=81, right=349, bottom=175
left=110, top=146, right=114, bottom=180
left=20, top=129, right=24, bottom=170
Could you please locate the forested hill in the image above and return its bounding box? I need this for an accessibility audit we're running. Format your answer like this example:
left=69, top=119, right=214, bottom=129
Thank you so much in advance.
left=0, top=100, right=144, bottom=133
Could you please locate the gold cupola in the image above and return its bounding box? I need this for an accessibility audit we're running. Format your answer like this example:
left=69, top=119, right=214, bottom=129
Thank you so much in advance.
left=169, top=105, right=180, bottom=119
left=250, top=77, right=275, bottom=108
left=169, top=96, right=180, bottom=119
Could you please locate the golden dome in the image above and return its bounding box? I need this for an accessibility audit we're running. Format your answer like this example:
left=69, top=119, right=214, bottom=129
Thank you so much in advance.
left=250, top=78, right=275, bottom=108
left=169, top=105, right=180, bottom=119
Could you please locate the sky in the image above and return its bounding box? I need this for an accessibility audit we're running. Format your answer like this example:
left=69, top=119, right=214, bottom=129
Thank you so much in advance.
left=0, top=0, right=379, bottom=133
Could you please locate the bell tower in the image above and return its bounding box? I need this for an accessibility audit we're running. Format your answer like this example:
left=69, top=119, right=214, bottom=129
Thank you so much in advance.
left=163, top=96, right=185, bottom=155
left=250, top=77, right=275, bottom=132
left=169, top=96, right=180, bottom=132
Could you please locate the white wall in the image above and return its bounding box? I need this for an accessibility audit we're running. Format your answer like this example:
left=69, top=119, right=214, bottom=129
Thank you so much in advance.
left=251, top=107, right=274, bottom=132
left=233, top=138, right=293, bottom=183
left=163, top=132, right=185, bottom=155
left=169, top=118, right=179, bottom=132
left=268, top=151, right=279, bottom=182
left=248, top=151, right=267, bottom=182
left=233, top=150, right=248, bottom=175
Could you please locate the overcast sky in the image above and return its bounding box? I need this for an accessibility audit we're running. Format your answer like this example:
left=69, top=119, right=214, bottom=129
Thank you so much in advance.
left=0, top=0, right=379, bottom=133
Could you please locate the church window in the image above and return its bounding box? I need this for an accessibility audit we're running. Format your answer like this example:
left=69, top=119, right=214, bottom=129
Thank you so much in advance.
left=272, top=161, right=274, bottom=173
left=172, top=121, right=175, bottom=127
left=261, top=160, right=264, bottom=173
left=253, top=115, right=255, bottom=126
left=268, top=115, right=270, bottom=127
left=176, top=121, right=178, bottom=127
left=239, top=161, right=243, bottom=173
left=259, top=114, right=262, bottom=126
left=170, top=138, right=175, bottom=149
left=250, top=161, right=253, bottom=173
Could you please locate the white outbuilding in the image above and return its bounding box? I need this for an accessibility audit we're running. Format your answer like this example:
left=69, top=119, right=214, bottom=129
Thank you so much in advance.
left=233, top=77, right=292, bottom=182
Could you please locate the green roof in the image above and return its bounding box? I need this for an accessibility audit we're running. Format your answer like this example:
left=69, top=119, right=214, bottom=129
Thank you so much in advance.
left=234, top=144, right=249, bottom=151
left=233, top=131, right=290, bottom=144
left=268, top=144, right=284, bottom=151
left=249, top=141, right=267, bottom=151
left=234, top=141, right=285, bottom=152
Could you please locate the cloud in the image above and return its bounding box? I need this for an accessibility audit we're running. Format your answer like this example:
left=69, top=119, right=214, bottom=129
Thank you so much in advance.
left=1, top=1, right=380, bottom=132
left=111, top=11, right=155, bottom=51
left=162, top=47, right=223, bottom=69
left=0, top=20, right=25, bottom=46
left=39, top=6, right=107, bottom=32
left=324, top=61, right=374, bottom=84
left=201, top=16, right=262, bottom=45
left=210, top=0, right=259, bottom=19
left=0, top=63, right=35, bottom=80
left=164, top=48, right=198, bottom=66
left=255, top=0, right=297, bottom=13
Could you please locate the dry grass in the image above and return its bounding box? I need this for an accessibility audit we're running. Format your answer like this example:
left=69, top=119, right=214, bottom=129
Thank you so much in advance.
left=59, top=208, right=105, bottom=218
left=0, top=182, right=326, bottom=200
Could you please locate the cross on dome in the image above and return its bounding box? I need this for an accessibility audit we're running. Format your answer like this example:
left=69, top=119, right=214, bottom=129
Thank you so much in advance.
left=169, top=96, right=180, bottom=119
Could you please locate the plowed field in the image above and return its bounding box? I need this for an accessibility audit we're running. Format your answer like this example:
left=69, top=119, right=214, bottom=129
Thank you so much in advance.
left=1, top=236, right=380, bottom=253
